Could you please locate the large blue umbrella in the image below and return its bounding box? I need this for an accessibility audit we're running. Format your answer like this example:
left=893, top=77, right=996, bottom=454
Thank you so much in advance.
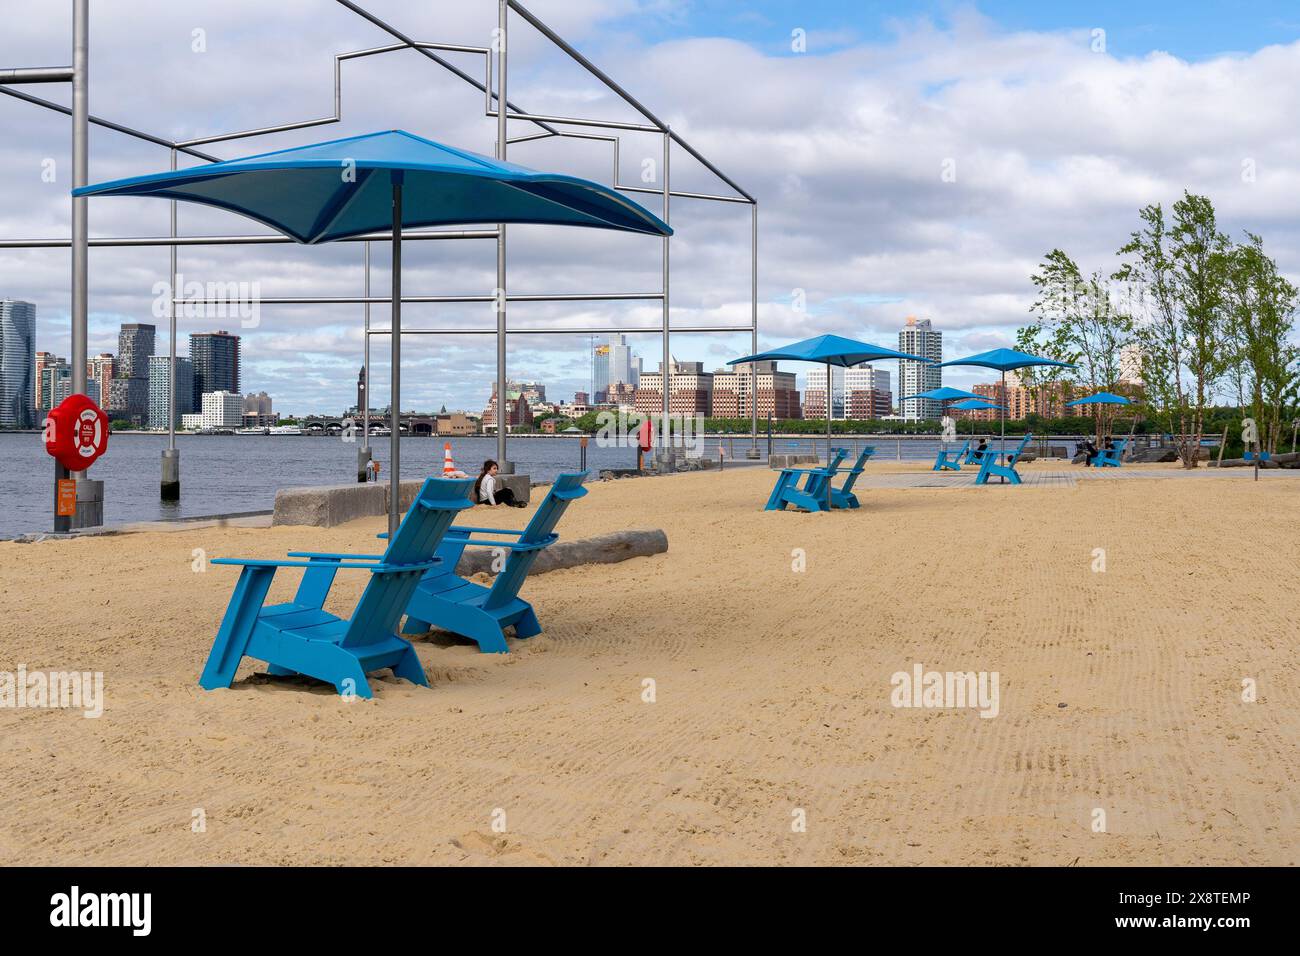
left=75, top=130, right=671, bottom=532
left=729, top=334, right=929, bottom=508
left=900, top=387, right=988, bottom=449
left=939, top=348, right=1075, bottom=482
left=1064, top=391, right=1131, bottom=407
left=898, top=386, right=984, bottom=403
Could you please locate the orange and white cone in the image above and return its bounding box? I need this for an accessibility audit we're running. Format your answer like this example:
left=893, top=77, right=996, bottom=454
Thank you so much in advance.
left=443, top=442, right=456, bottom=477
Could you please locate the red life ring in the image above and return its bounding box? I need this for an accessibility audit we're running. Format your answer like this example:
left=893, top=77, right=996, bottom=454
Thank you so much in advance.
left=44, top=394, right=109, bottom=471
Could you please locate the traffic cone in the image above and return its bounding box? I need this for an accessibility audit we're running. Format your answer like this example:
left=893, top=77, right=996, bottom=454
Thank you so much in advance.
left=443, top=442, right=456, bottom=477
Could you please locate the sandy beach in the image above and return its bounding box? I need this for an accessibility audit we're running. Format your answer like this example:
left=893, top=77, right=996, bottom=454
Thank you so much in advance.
left=1, top=461, right=1296, bottom=866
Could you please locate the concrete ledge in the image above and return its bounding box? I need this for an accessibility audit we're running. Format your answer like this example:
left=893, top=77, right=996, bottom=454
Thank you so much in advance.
left=494, top=473, right=531, bottom=506
left=273, top=475, right=534, bottom=527
left=769, top=454, right=820, bottom=469
left=454, top=528, right=667, bottom=577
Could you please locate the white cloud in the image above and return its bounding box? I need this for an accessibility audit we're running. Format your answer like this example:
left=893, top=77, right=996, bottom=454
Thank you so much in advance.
left=3, top=0, right=1298, bottom=413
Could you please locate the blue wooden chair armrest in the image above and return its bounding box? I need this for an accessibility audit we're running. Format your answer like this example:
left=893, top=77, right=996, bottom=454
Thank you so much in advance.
left=447, top=525, right=527, bottom=536
left=286, top=550, right=387, bottom=560
left=210, top=557, right=382, bottom=570
left=211, top=556, right=443, bottom=573
left=455, top=532, right=558, bottom=553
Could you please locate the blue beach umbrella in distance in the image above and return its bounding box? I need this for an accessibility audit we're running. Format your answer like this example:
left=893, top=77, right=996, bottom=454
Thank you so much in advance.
left=939, top=348, right=1075, bottom=482
left=74, top=130, right=672, bottom=534
left=1064, top=392, right=1131, bottom=407
left=949, top=398, right=1006, bottom=437
left=898, top=386, right=985, bottom=403
left=729, top=334, right=930, bottom=508
left=898, top=387, right=987, bottom=445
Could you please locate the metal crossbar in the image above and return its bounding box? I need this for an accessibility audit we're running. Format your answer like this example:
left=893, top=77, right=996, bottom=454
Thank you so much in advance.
left=0, top=0, right=760, bottom=529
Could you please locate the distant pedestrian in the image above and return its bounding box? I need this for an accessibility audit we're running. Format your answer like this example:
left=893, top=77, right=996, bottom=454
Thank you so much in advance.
left=474, top=460, right=525, bottom=507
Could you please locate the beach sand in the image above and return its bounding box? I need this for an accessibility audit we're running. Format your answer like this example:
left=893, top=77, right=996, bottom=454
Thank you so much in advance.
left=1, top=461, right=1296, bottom=865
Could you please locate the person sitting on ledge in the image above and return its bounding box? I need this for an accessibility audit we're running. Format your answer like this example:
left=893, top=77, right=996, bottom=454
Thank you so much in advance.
left=474, top=459, right=525, bottom=508
left=1080, top=439, right=1099, bottom=466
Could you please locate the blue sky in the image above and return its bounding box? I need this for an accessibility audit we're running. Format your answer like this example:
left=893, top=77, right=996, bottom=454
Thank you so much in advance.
left=619, top=1, right=1300, bottom=60
left=5, top=0, right=1300, bottom=414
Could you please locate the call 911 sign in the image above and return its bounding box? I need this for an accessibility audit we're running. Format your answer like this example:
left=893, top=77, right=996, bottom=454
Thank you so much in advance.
left=44, top=393, right=109, bottom=472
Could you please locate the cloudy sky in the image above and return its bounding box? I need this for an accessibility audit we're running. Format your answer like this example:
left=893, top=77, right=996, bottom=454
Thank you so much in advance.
left=3, top=0, right=1299, bottom=414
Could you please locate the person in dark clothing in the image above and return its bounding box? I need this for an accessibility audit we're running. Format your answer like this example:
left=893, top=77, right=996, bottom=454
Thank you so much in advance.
left=473, top=460, right=525, bottom=507
left=1080, top=439, right=1099, bottom=465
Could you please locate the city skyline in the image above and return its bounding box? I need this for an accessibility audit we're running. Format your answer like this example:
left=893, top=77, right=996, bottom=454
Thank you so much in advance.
left=8, top=2, right=1297, bottom=415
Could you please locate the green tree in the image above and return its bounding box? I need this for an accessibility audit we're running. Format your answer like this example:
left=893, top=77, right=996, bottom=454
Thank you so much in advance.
left=1116, top=192, right=1232, bottom=468
left=1029, top=249, right=1134, bottom=446
left=1223, top=232, right=1300, bottom=453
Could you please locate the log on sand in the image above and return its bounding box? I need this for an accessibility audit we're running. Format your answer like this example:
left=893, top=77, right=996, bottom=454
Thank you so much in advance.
left=455, top=529, right=668, bottom=577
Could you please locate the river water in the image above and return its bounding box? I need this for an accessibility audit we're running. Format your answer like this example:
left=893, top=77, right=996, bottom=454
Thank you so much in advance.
left=0, top=431, right=1080, bottom=535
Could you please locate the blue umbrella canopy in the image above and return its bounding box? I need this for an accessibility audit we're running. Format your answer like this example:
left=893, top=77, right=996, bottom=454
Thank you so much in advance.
left=1065, top=391, right=1131, bottom=407
left=937, top=349, right=1073, bottom=483
left=73, top=129, right=672, bottom=240
left=950, top=398, right=1006, bottom=410
left=898, top=386, right=984, bottom=403
left=75, top=129, right=670, bottom=533
left=938, top=348, right=1074, bottom=372
left=729, top=334, right=929, bottom=509
left=729, top=333, right=928, bottom=368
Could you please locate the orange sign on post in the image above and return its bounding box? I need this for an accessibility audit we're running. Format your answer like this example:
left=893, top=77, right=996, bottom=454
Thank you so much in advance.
left=57, top=479, right=77, bottom=517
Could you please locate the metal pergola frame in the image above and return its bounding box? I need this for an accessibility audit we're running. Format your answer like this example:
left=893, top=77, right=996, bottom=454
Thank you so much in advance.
left=0, top=0, right=758, bottom=529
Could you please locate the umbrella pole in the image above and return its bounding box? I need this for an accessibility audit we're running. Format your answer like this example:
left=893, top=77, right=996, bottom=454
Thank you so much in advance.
left=389, top=178, right=403, bottom=537
left=1000, top=369, right=1006, bottom=484
left=826, top=360, right=832, bottom=510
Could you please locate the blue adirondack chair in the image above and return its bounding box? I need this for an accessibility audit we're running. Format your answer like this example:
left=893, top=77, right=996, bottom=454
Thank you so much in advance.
left=973, top=434, right=1033, bottom=485
left=1094, top=438, right=1129, bottom=467
left=399, top=471, right=589, bottom=653
left=198, top=477, right=475, bottom=698
left=933, top=440, right=971, bottom=472
left=764, top=447, right=848, bottom=512
left=827, top=446, right=876, bottom=508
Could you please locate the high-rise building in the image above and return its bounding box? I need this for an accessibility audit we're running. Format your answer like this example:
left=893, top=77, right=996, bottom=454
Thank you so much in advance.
left=148, top=355, right=195, bottom=429
left=1118, top=343, right=1143, bottom=386
left=481, top=380, right=533, bottom=432
left=108, top=376, right=150, bottom=425
left=606, top=334, right=640, bottom=388
left=898, top=316, right=942, bottom=421
left=711, top=361, right=800, bottom=419
left=518, top=382, right=547, bottom=405
left=634, top=359, right=713, bottom=417
left=88, top=353, right=115, bottom=409
left=39, top=357, right=74, bottom=412
left=33, top=348, right=56, bottom=416
left=117, top=323, right=155, bottom=378
left=242, top=391, right=275, bottom=427
left=591, top=340, right=610, bottom=404
left=112, top=323, right=155, bottom=426
left=0, top=299, right=36, bottom=428
left=190, top=330, right=241, bottom=408
left=200, top=390, right=244, bottom=429
left=966, top=376, right=1069, bottom=421
left=844, top=363, right=892, bottom=419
